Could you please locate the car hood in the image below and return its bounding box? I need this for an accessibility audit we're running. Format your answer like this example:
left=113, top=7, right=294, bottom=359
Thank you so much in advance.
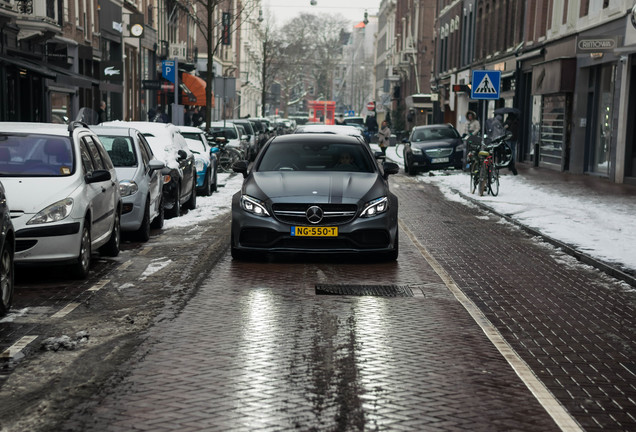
left=1, top=177, right=81, bottom=213
left=411, top=138, right=459, bottom=149
left=245, top=171, right=384, bottom=204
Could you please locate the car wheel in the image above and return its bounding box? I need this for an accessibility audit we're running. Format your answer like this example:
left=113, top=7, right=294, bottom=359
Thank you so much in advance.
left=100, top=210, right=121, bottom=257
left=137, top=199, right=151, bottom=242
left=0, top=239, right=14, bottom=316
left=211, top=168, right=218, bottom=192
left=201, top=169, right=211, bottom=196
left=406, top=154, right=417, bottom=176
left=167, top=185, right=181, bottom=218
left=151, top=197, right=165, bottom=229
left=72, top=223, right=91, bottom=279
left=185, top=178, right=197, bottom=210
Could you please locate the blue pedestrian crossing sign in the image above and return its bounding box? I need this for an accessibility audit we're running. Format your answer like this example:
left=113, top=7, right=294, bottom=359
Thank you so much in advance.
left=470, top=70, right=501, bottom=100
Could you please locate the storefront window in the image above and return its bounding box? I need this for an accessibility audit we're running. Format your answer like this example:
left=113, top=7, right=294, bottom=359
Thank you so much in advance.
left=539, top=94, right=567, bottom=169
left=591, top=64, right=614, bottom=175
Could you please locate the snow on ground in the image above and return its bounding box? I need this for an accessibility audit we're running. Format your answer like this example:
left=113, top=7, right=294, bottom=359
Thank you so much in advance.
left=381, top=144, right=636, bottom=272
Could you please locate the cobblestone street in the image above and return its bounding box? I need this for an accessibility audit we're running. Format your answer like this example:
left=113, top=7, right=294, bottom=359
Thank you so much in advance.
left=56, top=175, right=634, bottom=431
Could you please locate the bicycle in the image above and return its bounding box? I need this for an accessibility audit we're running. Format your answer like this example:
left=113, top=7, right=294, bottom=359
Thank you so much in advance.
left=466, top=133, right=511, bottom=196
left=213, top=137, right=243, bottom=172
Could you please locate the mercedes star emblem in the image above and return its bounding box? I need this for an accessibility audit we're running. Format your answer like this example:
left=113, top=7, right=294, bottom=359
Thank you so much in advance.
left=306, top=206, right=323, bottom=224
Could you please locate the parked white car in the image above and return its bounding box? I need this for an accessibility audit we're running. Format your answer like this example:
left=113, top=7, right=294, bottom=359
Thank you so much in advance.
left=176, top=125, right=218, bottom=196
left=0, top=122, right=121, bottom=279
left=202, top=121, right=249, bottom=158
left=91, top=125, right=165, bottom=241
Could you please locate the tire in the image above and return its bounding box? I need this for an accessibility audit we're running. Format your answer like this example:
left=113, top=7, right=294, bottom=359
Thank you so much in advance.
left=470, top=161, right=479, bottom=194
left=151, top=197, right=164, bottom=229
left=211, top=168, right=218, bottom=193
left=478, top=164, right=487, bottom=196
left=406, top=155, right=417, bottom=176
left=489, top=166, right=500, bottom=196
left=200, top=169, right=211, bottom=196
left=0, top=239, right=14, bottom=316
left=166, top=185, right=181, bottom=218
left=137, top=200, right=151, bottom=242
left=185, top=178, right=197, bottom=210
left=72, top=223, right=91, bottom=279
left=100, top=210, right=121, bottom=257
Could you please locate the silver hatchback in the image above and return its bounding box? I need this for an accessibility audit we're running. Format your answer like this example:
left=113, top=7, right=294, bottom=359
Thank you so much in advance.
left=91, top=126, right=165, bottom=241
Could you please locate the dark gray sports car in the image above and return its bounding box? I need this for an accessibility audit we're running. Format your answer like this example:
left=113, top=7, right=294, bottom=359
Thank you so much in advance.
left=231, top=134, right=400, bottom=260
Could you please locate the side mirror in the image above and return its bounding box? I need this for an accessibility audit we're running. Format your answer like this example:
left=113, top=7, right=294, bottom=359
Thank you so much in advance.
left=149, top=159, right=165, bottom=171
left=241, top=135, right=248, bottom=141
left=177, top=149, right=187, bottom=160
left=85, top=169, right=111, bottom=184
left=383, top=162, right=399, bottom=177
left=232, top=160, right=249, bottom=178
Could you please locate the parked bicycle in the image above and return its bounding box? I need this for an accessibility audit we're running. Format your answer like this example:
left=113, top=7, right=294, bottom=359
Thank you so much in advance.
left=212, top=137, right=243, bottom=173
left=465, top=133, right=512, bottom=196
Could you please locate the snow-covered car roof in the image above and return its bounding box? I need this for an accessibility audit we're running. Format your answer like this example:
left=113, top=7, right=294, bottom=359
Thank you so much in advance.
left=101, top=121, right=191, bottom=170
left=294, top=124, right=364, bottom=137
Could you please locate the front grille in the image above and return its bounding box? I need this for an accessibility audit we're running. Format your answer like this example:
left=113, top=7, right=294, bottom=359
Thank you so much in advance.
left=272, top=203, right=357, bottom=225
left=425, top=148, right=453, bottom=158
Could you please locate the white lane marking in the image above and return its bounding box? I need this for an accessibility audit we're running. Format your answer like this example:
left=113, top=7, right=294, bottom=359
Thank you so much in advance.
left=0, top=335, right=38, bottom=359
left=50, top=302, right=81, bottom=319
left=399, top=219, right=583, bottom=432
left=87, top=279, right=110, bottom=292
left=119, top=260, right=133, bottom=270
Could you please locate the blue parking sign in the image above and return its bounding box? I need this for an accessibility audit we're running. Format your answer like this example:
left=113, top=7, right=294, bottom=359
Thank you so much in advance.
left=471, top=70, right=501, bottom=100
left=162, top=60, right=176, bottom=84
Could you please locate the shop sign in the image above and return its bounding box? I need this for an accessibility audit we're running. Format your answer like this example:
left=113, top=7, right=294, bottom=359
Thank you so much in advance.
left=576, top=36, right=618, bottom=53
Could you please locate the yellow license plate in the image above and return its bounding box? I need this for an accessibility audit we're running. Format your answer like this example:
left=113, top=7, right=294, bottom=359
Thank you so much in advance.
left=291, top=226, right=338, bottom=237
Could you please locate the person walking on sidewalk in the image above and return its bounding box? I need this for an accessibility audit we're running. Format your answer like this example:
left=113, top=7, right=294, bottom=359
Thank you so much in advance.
left=378, top=120, right=391, bottom=155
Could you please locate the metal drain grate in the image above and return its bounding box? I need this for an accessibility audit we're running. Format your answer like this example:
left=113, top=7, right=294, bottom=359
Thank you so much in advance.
left=315, top=284, right=414, bottom=297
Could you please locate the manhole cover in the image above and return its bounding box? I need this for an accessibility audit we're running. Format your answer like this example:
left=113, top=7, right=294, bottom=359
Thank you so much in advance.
left=315, top=284, right=414, bottom=297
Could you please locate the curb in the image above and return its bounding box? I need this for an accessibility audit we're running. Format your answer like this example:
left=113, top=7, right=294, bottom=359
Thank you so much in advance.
left=452, top=187, right=636, bottom=289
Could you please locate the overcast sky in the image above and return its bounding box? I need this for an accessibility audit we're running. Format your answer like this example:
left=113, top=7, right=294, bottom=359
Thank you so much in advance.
left=263, top=0, right=382, bottom=28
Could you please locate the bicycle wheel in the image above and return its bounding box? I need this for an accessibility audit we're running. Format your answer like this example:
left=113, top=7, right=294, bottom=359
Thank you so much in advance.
left=478, top=162, right=487, bottom=196
left=218, top=148, right=239, bottom=172
left=469, top=161, right=479, bottom=194
left=489, top=164, right=500, bottom=196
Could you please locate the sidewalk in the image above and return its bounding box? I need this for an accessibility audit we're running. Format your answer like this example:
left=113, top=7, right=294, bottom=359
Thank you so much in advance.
left=380, top=144, right=636, bottom=288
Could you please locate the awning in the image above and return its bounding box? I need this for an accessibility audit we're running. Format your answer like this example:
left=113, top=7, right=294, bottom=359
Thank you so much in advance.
left=0, top=55, right=56, bottom=78
left=181, top=73, right=211, bottom=107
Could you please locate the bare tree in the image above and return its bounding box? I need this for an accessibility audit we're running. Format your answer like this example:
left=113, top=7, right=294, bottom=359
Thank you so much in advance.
left=179, top=0, right=258, bottom=129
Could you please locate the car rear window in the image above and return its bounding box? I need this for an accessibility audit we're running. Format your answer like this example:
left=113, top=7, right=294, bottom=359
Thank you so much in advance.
left=257, top=141, right=375, bottom=173
left=99, top=135, right=138, bottom=167
left=0, top=133, right=74, bottom=176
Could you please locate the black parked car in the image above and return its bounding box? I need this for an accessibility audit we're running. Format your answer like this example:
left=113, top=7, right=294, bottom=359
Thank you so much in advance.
left=231, top=133, right=400, bottom=260
left=0, top=180, right=14, bottom=316
left=402, top=123, right=464, bottom=175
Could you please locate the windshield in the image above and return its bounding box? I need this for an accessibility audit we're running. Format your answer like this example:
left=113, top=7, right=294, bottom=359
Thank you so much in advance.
left=411, top=127, right=460, bottom=141
left=0, top=133, right=74, bottom=176
left=98, top=135, right=137, bottom=167
left=185, top=138, right=207, bottom=154
left=209, top=127, right=238, bottom=140
left=257, top=141, right=375, bottom=173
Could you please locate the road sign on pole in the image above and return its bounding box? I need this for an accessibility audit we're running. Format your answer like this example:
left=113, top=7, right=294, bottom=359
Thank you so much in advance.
left=470, top=70, right=501, bottom=100
left=162, top=60, right=176, bottom=84
left=367, top=101, right=375, bottom=111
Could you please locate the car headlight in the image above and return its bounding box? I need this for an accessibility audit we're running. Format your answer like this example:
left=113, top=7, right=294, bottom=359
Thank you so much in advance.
left=360, top=196, right=388, bottom=218
left=27, top=198, right=74, bottom=225
left=119, top=180, right=139, bottom=197
left=240, top=195, right=270, bottom=217
left=410, top=146, right=423, bottom=155
left=195, top=159, right=205, bottom=171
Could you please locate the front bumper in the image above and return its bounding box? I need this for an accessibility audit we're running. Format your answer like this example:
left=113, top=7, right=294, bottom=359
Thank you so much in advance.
left=231, top=195, right=398, bottom=255
left=13, top=217, right=84, bottom=264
